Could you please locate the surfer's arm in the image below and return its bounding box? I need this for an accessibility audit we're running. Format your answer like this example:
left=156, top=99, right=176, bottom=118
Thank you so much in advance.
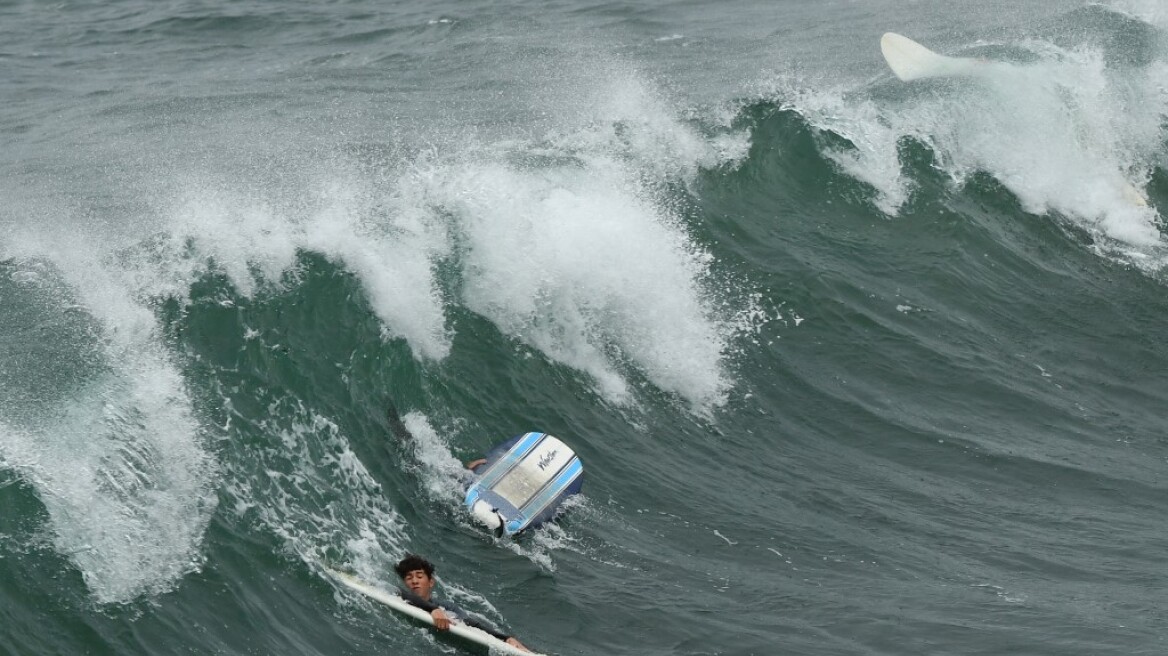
left=460, top=616, right=529, bottom=649
left=506, top=637, right=531, bottom=651
left=466, top=434, right=525, bottom=472
left=396, top=588, right=455, bottom=629
left=397, top=589, right=527, bottom=648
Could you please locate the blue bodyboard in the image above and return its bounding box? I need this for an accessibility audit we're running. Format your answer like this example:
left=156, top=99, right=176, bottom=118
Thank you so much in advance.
left=464, top=432, right=584, bottom=536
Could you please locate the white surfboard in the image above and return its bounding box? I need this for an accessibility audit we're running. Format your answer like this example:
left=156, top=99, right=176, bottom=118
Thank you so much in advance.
left=880, top=32, right=986, bottom=81
left=325, top=568, right=547, bottom=656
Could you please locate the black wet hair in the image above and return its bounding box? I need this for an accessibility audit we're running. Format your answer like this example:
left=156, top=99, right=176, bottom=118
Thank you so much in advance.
left=394, top=554, right=435, bottom=580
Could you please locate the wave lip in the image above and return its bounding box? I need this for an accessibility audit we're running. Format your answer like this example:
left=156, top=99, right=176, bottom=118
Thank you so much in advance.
left=789, top=23, right=1168, bottom=256
left=428, top=158, right=731, bottom=409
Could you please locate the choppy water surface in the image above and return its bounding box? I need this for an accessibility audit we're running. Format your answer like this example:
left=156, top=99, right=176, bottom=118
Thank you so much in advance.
left=1, top=1, right=1166, bottom=654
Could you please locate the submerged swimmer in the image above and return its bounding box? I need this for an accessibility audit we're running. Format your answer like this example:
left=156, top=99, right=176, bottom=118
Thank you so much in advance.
left=395, top=554, right=531, bottom=652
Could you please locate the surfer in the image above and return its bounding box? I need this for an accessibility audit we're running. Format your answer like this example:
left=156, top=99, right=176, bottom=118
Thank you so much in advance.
left=395, top=554, right=532, bottom=653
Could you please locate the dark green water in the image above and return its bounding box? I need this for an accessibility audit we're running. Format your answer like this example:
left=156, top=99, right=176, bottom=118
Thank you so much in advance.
left=1, top=2, right=1167, bottom=655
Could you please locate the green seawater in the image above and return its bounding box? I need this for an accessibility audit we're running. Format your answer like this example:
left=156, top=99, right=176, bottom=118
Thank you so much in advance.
left=1, top=2, right=1167, bottom=655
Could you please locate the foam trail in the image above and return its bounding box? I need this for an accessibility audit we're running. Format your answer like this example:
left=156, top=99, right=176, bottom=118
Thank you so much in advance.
left=930, top=54, right=1163, bottom=246
left=781, top=88, right=911, bottom=215
left=303, top=178, right=454, bottom=360
left=401, top=411, right=475, bottom=504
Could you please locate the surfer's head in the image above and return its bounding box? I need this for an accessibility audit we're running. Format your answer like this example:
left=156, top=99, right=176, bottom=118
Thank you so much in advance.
left=395, top=554, right=436, bottom=599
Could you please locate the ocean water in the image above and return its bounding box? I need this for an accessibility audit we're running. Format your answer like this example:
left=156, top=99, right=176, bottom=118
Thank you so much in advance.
left=1, top=1, right=1166, bottom=654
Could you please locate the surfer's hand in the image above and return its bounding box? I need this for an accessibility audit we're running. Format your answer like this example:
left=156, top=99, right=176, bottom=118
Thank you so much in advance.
left=505, top=637, right=530, bottom=652
left=431, top=608, right=451, bottom=630
left=466, top=458, right=487, bottom=470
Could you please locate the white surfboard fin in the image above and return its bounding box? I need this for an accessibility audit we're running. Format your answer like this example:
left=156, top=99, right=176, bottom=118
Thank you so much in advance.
left=880, top=32, right=985, bottom=81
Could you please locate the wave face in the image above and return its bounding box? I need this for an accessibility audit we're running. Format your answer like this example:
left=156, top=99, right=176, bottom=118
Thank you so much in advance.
left=1, top=1, right=1165, bottom=655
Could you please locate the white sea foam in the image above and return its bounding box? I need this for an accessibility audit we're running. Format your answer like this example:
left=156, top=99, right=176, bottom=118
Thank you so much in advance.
left=129, top=67, right=746, bottom=410
left=782, top=32, right=1167, bottom=256
left=441, top=66, right=744, bottom=408
left=154, top=173, right=454, bottom=361
left=0, top=368, right=215, bottom=603
left=415, top=157, right=730, bottom=408
left=0, top=56, right=754, bottom=601
left=0, top=244, right=217, bottom=603
left=779, top=87, right=911, bottom=215
left=218, top=398, right=409, bottom=578
left=1108, top=0, right=1168, bottom=28
left=400, top=410, right=475, bottom=504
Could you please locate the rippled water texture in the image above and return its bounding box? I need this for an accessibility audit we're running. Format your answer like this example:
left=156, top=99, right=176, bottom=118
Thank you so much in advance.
left=1, top=1, right=1166, bottom=655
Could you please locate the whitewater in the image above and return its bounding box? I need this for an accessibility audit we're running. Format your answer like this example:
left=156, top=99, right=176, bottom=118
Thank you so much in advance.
left=1, top=1, right=1165, bottom=655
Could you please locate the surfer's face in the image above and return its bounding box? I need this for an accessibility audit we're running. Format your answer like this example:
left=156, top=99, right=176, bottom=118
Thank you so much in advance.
left=402, top=568, right=435, bottom=600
